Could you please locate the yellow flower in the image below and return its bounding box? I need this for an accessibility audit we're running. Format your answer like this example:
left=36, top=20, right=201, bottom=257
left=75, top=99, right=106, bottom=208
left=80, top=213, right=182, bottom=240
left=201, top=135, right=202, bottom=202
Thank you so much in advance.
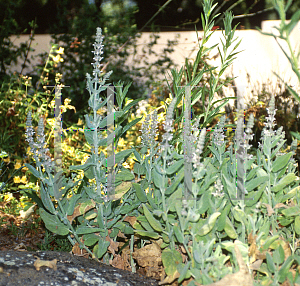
left=14, top=160, right=22, bottom=169
left=4, top=193, right=14, bottom=202
left=96, top=107, right=107, bottom=115
left=20, top=176, right=28, bottom=184
left=77, top=118, right=83, bottom=126
left=64, top=98, right=71, bottom=105
left=3, top=157, right=10, bottom=163
left=52, top=55, right=64, bottom=63
left=14, top=176, right=21, bottom=183
left=56, top=47, right=64, bottom=54
left=123, top=162, right=130, bottom=169
left=118, top=138, right=126, bottom=148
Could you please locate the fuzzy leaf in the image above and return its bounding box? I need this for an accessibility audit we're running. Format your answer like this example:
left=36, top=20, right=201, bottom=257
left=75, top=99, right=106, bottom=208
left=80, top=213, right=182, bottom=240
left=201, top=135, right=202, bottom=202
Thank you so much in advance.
left=173, top=224, right=184, bottom=244
left=142, top=204, right=163, bottom=232
left=134, top=229, right=160, bottom=239
left=161, top=248, right=182, bottom=276
left=76, top=226, right=103, bottom=235
left=224, top=215, right=238, bottom=239
left=198, top=212, right=221, bottom=236
left=272, top=173, right=297, bottom=193
left=272, top=152, right=293, bottom=173
left=39, top=208, right=69, bottom=236
left=166, top=159, right=184, bottom=175
left=83, top=234, right=99, bottom=247
left=25, top=163, right=41, bottom=179
left=97, top=239, right=110, bottom=259
left=132, top=182, right=147, bottom=203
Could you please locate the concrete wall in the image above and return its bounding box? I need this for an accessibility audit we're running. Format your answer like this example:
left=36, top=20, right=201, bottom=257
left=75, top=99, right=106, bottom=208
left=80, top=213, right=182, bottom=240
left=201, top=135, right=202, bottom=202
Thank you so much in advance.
left=8, top=20, right=300, bottom=113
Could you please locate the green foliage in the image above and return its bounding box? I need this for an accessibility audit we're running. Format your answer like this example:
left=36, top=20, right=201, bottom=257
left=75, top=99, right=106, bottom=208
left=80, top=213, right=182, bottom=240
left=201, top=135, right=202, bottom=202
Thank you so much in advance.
left=5, top=0, right=300, bottom=284
left=36, top=0, right=179, bottom=132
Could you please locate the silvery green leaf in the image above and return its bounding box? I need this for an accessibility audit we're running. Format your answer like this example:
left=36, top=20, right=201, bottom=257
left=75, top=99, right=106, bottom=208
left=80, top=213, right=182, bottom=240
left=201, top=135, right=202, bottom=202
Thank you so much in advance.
left=83, top=234, right=99, bottom=247
left=84, top=114, right=95, bottom=129
left=152, top=210, right=163, bottom=217
left=83, top=164, right=96, bottom=180
left=224, top=217, right=237, bottom=239
left=76, top=226, right=103, bottom=235
left=69, top=158, right=95, bottom=171
left=142, top=204, right=163, bottom=232
left=66, top=194, right=81, bottom=216
left=39, top=208, right=69, bottom=236
left=115, top=169, right=134, bottom=182
left=207, top=145, right=219, bottom=161
left=278, top=256, right=294, bottom=283
left=105, top=149, right=133, bottom=168
left=280, top=205, right=300, bottom=217
left=245, top=182, right=267, bottom=207
left=152, top=168, right=164, bottom=189
left=140, top=146, right=148, bottom=155
left=106, top=215, right=122, bottom=229
left=134, top=229, right=160, bottom=239
left=96, top=239, right=110, bottom=259
left=198, top=212, right=221, bottom=236
left=166, top=168, right=184, bottom=195
left=196, top=192, right=210, bottom=215
left=84, top=129, right=100, bottom=145
left=83, top=185, right=97, bottom=200
left=177, top=261, right=191, bottom=284
left=221, top=173, right=237, bottom=201
left=167, top=187, right=183, bottom=213
left=97, top=111, right=124, bottom=129
left=260, top=235, right=280, bottom=251
left=166, top=159, right=184, bottom=175
left=187, top=209, right=200, bottom=223
left=217, top=203, right=231, bottom=232
left=132, top=183, right=147, bottom=203
left=266, top=252, right=276, bottom=274
left=263, top=137, right=271, bottom=158
left=295, top=216, right=300, bottom=235
left=274, top=245, right=285, bottom=265
left=154, top=163, right=166, bottom=176
left=96, top=126, right=122, bottom=147
left=40, top=183, right=56, bottom=214
left=161, top=248, right=182, bottom=277
left=272, top=152, right=293, bottom=173
left=246, top=165, right=260, bottom=181
left=140, top=220, right=155, bottom=232
left=232, top=207, right=247, bottom=225
left=133, top=162, right=146, bottom=176
left=272, top=173, right=297, bottom=193
left=245, top=175, right=269, bottom=192
left=132, top=149, right=142, bottom=163
left=94, top=96, right=108, bottom=112
left=25, top=163, right=41, bottom=179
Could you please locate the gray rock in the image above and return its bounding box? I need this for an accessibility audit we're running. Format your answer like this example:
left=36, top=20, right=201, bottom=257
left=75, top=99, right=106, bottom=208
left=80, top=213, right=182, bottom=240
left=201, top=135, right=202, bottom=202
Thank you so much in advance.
left=0, top=250, right=160, bottom=286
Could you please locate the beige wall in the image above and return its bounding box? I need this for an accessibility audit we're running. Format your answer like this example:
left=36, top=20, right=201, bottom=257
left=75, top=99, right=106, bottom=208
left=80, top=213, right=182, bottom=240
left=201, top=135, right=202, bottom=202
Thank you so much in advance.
left=8, top=20, right=300, bottom=113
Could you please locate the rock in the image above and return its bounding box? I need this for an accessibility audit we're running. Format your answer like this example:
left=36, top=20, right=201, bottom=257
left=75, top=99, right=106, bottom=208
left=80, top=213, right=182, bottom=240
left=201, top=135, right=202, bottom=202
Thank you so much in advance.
left=0, top=250, right=160, bottom=286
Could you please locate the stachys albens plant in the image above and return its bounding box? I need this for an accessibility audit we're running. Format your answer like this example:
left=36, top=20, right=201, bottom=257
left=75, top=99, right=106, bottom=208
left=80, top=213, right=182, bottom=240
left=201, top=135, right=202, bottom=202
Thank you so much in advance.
left=25, top=27, right=150, bottom=264
left=24, top=0, right=300, bottom=284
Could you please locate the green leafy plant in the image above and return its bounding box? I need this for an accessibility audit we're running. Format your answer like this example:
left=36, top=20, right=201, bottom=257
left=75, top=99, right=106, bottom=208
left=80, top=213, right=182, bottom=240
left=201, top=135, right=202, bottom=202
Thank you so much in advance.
left=24, top=0, right=300, bottom=285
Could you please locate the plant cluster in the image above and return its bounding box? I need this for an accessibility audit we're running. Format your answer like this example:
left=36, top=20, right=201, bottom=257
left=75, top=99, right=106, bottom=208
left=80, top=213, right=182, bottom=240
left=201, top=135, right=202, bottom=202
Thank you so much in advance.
left=2, top=0, right=300, bottom=285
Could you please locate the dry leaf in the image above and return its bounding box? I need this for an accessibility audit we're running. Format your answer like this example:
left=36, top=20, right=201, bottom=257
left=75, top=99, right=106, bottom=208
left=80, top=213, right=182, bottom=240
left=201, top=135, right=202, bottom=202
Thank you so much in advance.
left=34, top=256, right=57, bottom=271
